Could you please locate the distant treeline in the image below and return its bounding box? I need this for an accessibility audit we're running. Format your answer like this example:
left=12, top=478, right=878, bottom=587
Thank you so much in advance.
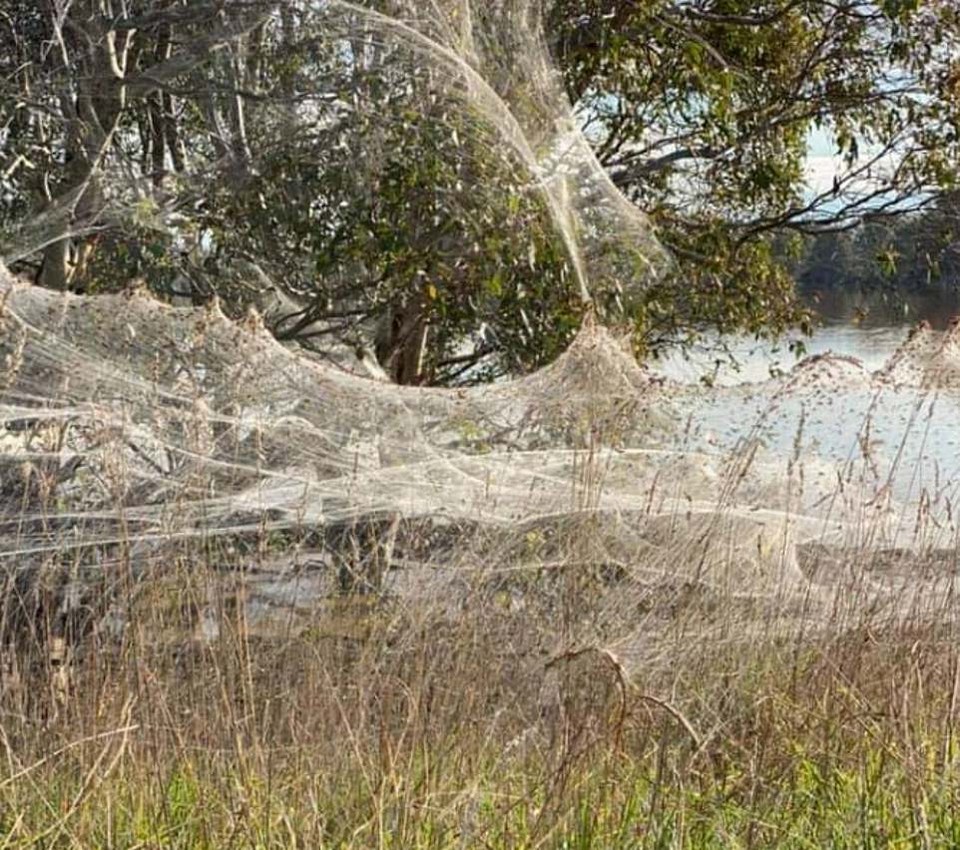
left=785, top=193, right=960, bottom=295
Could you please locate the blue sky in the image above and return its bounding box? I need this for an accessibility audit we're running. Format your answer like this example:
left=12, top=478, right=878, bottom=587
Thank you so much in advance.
left=803, top=127, right=845, bottom=195
left=803, top=125, right=900, bottom=204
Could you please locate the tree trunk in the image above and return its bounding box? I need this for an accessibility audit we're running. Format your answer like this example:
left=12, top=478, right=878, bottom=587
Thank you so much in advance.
left=376, top=302, right=431, bottom=385
left=39, top=2, right=131, bottom=291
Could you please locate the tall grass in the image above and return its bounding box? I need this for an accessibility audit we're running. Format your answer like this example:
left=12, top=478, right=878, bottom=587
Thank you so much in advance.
left=3, top=503, right=960, bottom=849
left=4, top=316, right=960, bottom=847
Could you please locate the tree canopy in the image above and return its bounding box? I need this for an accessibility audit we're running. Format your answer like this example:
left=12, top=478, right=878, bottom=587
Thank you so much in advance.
left=1, top=0, right=959, bottom=382
left=552, top=0, right=960, bottom=341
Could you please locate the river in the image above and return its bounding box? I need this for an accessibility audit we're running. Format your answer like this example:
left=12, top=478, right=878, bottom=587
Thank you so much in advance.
left=655, top=289, right=960, bottom=386
left=645, top=288, right=960, bottom=539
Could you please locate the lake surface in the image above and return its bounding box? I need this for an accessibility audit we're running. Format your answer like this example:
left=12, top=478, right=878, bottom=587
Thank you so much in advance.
left=649, top=289, right=960, bottom=531
left=655, top=289, right=960, bottom=386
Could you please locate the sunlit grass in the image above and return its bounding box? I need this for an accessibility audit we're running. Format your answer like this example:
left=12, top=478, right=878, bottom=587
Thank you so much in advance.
left=3, top=601, right=960, bottom=849
left=5, top=730, right=960, bottom=848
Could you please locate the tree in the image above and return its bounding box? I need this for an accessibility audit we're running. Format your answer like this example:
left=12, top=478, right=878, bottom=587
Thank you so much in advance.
left=182, top=16, right=582, bottom=383
left=3, top=1, right=960, bottom=382
left=791, top=192, right=960, bottom=295
left=550, top=0, right=960, bottom=344
left=1, top=1, right=587, bottom=383
left=0, top=0, right=276, bottom=288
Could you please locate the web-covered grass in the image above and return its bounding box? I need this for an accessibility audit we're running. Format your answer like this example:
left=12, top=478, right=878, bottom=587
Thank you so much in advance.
left=3, top=1, right=960, bottom=843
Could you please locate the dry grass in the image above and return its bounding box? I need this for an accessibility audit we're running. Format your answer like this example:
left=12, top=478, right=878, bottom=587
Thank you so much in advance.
left=3, top=288, right=960, bottom=846
left=3, top=514, right=960, bottom=849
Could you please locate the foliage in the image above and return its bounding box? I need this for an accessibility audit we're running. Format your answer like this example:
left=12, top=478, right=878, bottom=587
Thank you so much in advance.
left=2, top=1, right=960, bottom=381
left=551, top=0, right=960, bottom=343
left=0, top=1, right=587, bottom=382
left=200, top=77, right=581, bottom=382
left=789, top=193, right=960, bottom=296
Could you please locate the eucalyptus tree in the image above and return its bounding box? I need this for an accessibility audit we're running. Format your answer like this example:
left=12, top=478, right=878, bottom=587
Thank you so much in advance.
left=1, top=1, right=583, bottom=383
left=2, top=0, right=960, bottom=384
left=551, top=0, right=960, bottom=344
left=0, top=0, right=278, bottom=289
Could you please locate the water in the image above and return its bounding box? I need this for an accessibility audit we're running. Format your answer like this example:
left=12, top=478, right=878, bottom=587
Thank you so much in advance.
left=656, top=289, right=960, bottom=386
left=648, top=289, right=960, bottom=535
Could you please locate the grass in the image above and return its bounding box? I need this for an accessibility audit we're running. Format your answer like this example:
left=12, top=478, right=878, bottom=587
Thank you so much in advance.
left=4, top=697, right=960, bottom=848
left=3, top=308, right=960, bottom=847
left=3, top=546, right=960, bottom=849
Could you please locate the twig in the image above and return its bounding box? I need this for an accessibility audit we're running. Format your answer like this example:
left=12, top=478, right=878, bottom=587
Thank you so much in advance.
left=0, top=723, right=140, bottom=790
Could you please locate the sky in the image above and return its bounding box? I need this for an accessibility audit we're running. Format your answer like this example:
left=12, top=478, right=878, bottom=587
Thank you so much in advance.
left=802, top=125, right=912, bottom=216
left=803, top=127, right=844, bottom=196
